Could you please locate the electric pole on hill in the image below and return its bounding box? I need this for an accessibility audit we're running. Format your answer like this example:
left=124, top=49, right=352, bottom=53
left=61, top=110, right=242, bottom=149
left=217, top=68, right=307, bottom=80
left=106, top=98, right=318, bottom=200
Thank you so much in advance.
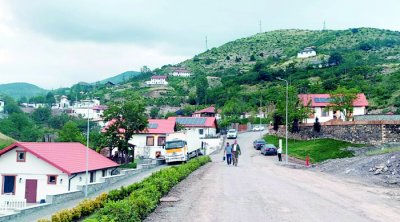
left=259, top=20, right=262, bottom=33
left=205, top=36, right=208, bottom=51
left=323, top=20, right=326, bottom=30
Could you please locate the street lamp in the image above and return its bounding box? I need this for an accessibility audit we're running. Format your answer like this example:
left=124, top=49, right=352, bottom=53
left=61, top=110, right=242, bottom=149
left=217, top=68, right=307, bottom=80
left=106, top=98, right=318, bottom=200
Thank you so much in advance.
left=276, top=77, right=288, bottom=164
left=85, top=103, right=90, bottom=197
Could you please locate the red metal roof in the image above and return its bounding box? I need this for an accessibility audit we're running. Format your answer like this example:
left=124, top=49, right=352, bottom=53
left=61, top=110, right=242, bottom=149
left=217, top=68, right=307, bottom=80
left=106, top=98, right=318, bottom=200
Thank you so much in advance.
left=144, top=119, right=176, bottom=134
left=0, top=142, right=119, bottom=175
left=194, top=106, right=216, bottom=114
left=298, top=93, right=369, bottom=107
left=167, top=116, right=217, bottom=128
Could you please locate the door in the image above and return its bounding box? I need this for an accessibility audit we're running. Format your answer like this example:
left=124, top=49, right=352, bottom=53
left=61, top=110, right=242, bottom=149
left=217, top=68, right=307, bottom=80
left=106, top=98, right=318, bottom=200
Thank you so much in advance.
left=25, top=179, right=37, bottom=203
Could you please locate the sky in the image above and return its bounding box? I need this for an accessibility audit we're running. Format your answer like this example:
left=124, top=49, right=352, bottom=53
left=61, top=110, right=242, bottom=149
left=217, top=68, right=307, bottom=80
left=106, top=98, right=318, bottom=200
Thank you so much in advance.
left=0, top=0, right=399, bottom=89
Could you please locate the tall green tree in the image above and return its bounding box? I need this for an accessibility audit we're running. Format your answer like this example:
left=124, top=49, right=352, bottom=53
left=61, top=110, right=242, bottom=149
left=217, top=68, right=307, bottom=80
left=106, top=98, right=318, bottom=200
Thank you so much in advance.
left=195, top=74, right=209, bottom=105
left=328, top=87, right=359, bottom=121
left=103, top=92, right=148, bottom=163
left=32, top=107, right=52, bottom=125
left=0, top=113, right=41, bottom=141
left=57, top=121, right=85, bottom=143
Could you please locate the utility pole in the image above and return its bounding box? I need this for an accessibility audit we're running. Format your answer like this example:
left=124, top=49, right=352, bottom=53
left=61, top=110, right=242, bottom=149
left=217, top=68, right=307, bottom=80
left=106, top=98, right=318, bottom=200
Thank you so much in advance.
left=205, top=36, right=208, bottom=51
left=323, top=20, right=326, bottom=31
left=259, top=95, right=262, bottom=138
left=259, top=20, right=262, bottom=33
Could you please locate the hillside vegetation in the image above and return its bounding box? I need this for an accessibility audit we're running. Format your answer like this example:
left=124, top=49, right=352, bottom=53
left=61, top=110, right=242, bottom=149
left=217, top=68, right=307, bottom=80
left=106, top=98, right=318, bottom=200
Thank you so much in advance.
left=0, top=82, right=47, bottom=99
left=0, top=132, right=15, bottom=149
left=179, top=28, right=400, bottom=112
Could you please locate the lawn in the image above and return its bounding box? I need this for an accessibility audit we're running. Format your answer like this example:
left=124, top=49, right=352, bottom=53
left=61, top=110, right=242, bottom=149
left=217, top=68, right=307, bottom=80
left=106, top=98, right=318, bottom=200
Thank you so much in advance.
left=264, top=135, right=364, bottom=163
left=0, top=132, right=14, bottom=150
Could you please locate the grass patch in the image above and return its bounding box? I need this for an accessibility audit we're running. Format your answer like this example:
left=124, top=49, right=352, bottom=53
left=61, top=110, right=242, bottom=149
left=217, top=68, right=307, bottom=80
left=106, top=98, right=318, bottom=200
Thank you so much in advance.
left=264, top=135, right=364, bottom=163
left=366, top=147, right=400, bottom=156
left=120, top=161, right=138, bottom=169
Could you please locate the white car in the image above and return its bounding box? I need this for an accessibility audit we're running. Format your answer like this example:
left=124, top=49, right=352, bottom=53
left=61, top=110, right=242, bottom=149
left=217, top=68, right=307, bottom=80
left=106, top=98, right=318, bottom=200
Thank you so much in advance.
left=252, top=125, right=265, bottom=131
left=227, top=129, right=238, bottom=139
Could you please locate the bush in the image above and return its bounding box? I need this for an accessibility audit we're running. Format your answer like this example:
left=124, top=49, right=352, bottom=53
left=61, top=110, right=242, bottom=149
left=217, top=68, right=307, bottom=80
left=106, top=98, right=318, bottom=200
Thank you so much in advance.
left=42, top=156, right=211, bottom=222
left=119, top=162, right=137, bottom=169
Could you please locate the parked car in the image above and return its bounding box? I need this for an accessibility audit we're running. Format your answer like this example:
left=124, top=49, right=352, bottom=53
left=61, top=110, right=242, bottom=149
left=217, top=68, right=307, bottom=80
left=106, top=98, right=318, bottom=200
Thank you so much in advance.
left=252, top=125, right=265, bottom=131
left=253, top=139, right=266, bottom=150
left=260, top=144, right=278, bottom=155
left=227, top=129, right=238, bottom=139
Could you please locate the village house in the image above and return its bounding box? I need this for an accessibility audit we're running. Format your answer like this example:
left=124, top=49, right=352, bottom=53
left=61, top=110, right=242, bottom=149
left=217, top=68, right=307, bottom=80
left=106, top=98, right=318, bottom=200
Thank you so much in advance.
left=0, top=142, right=118, bottom=204
left=146, top=75, right=168, bottom=85
left=129, top=119, right=176, bottom=159
left=299, top=93, right=369, bottom=123
left=168, top=116, right=218, bottom=138
left=297, top=47, right=317, bottom=58
left=170, top=68, right=192, bottom=77
left=192, top=106, right=222, bottom=120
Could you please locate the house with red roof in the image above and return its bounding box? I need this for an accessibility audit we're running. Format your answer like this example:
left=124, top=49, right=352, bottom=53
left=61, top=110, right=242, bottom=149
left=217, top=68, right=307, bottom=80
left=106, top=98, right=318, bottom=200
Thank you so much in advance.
left=170, top=68, right=192, bottom=77
left=298, top=93, right=369, bottom=123
left=168, top=116, right=218, bottom=137
left=0, top=142, right=118, bottom=204
left=192, top=106, right=221, bottom=120
left=129, top=119, right=177, bottom=159
left=145, top=75, right=168, bottom=85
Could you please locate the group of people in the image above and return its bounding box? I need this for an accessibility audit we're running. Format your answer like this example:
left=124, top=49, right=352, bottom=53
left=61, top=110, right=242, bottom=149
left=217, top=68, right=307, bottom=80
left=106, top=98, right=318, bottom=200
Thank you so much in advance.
left=224, top=140, right=241, bottom=166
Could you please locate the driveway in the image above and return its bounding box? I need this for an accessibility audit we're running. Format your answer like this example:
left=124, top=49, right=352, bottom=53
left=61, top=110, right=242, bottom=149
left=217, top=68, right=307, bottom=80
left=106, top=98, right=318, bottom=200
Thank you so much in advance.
left=146, top=131, right=400, bottom=222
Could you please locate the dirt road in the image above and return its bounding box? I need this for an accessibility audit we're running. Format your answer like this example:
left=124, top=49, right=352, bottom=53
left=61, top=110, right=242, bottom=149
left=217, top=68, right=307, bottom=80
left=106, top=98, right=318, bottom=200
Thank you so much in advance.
left=146, top=131, right=400, bottom=222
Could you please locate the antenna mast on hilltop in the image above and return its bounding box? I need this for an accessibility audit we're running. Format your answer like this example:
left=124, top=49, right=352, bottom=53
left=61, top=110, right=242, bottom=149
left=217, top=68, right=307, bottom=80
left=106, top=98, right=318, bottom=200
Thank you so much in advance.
left=259, top=20, right=262, bottom=33
left=205, top=36, right=208, bottom=51
left=323, top=20, right=326, bottom=30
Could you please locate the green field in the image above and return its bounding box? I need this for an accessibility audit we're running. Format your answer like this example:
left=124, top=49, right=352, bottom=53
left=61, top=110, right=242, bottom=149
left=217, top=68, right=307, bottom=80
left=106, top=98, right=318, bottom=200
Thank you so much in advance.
left=264, top=135, right=364, bottom=163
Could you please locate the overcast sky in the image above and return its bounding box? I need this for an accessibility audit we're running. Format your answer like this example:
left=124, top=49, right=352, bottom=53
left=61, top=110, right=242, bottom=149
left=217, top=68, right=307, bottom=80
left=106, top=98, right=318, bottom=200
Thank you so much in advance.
left=0, top=0, right=399, bottom=89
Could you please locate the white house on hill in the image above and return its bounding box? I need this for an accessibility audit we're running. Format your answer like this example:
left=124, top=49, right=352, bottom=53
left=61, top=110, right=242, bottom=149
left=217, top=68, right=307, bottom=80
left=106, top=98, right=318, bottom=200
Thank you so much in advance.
left=146, top=76, right=168, bottom=85
left=0, top=100, right=4, bottom=113
left=170, top=69, right=192, bottom=77
left=0, top=142, right=118, bottom=203
left=297, top=47, right=317, bottom=58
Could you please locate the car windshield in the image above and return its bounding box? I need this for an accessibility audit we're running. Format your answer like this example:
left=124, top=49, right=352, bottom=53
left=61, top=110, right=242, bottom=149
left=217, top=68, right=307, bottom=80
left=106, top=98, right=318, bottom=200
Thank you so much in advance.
left=264, top=144, right=276, bottom=148
left=256, top=140, right=266, bottom=144
left=228, top=129, right=236, bottom=133
left=165, top=140, right=185, bottom=149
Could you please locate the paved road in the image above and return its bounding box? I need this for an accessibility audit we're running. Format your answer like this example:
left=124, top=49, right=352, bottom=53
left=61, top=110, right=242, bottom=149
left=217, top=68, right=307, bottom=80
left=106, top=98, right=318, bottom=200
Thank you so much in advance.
left=146, top=131, right=400, bottom=222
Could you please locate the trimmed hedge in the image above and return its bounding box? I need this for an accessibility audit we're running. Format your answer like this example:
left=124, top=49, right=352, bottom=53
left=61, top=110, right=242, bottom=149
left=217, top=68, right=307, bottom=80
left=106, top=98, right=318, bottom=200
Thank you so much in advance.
left=39, top=156, right=211, bottom=222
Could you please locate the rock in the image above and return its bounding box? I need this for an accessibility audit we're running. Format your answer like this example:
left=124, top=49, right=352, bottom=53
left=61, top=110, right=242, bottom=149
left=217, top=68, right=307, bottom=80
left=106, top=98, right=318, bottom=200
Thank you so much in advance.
left=383, top=166, right=389, bottom=172
left=160, top=196, right=180, bottom=202
left=345, top=169, right=352, bottom=174
left=369, top=168, right=375, bottom=172
left=375, top=164, right=385, bottom=169
left=374, top=169, right=382, bottom=175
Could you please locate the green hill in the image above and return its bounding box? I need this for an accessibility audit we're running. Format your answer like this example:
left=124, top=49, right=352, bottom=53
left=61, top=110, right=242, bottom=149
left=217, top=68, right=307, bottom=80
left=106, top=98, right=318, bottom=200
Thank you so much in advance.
left=0, top=82, right=47, bottom=99
left=96, top=71, right=141, bottom=85
left=0, top=132, right=15, bottom=149
left=178, top=28, right=400, bottom=112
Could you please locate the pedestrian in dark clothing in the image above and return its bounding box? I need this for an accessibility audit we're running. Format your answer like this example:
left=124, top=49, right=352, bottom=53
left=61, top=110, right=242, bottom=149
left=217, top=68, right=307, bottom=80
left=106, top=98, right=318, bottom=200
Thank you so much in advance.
left=224, top=142, right=232, bottom=165
left=232, top=140, right=241, bottom=166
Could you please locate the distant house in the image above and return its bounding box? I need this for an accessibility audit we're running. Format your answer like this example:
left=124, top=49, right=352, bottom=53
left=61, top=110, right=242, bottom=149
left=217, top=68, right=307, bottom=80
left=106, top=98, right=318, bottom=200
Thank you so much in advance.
left=59, top=95, right=70, bottom=108
left=299, top=93, right=369, bottom=123
left=146, top=76, right=168, bottom=85
left=69, top=99, right=107, bottom=122
left=168, top=116, right=218, bottom=138
left=170, top=68, right=192, bottom=77
left=0, top=142, right=118, bottom=203
left=297, top=47, right=317, bottom=58
left=0, top=100, right=4, bottom=113
left=192, top=106, right=221, bottom=120
left=129, top=119, right=176, bottom=159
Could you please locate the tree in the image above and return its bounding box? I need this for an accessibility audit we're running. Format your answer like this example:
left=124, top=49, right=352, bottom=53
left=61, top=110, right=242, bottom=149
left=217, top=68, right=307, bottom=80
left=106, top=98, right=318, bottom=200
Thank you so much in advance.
left=57, top=121, right=85, bottom=143
left=0, top=113, right=41, bottom=141
left=328, top=52, right=343, bottom=65
left=150, top=107, right=160, bottom=119
left=2, top=96, right=22, bottom=114
left=195, top=74, right=209, bottom=105
left=327, top=87, right=359, bottom=121
left=103, top=92, right=148, bottom=163
left=46, top=92, right=56, bottom=106
left=32, top=107, right=52, bottom=124
left=250, top=54, right=256, bottom=61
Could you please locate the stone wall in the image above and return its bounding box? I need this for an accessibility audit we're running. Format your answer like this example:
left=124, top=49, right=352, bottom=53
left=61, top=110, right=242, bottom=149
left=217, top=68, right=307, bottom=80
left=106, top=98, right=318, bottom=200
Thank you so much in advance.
left=273, top=121, right=400, bottom=145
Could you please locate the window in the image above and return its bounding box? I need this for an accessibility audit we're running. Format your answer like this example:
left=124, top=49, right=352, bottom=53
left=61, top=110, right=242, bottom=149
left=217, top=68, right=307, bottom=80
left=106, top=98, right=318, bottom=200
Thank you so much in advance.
left=146, top=136, right=154, bottom=146
left=47, top=175, right=57, bottom=185
left=90, top=172, right=96, bottom=183
left=158, top=136, right=166, bottom=146
left=16, top=151, right=26, bottom=162
left=321, top=109, right=329, bottom=117
left=2, top=175, right=16, bottom=194
left=199, top=129, right=204, bottom=135
left=102, top=170, right=107, bottom=177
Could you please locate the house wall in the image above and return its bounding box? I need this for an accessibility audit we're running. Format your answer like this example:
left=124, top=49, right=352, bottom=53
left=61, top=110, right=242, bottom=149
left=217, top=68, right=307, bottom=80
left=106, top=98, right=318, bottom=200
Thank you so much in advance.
left=0, top=147, right=68, bottom=202
left=0, top=100, right=4, bottom=113
left=297, top=50, right=316, bottom=58
left=68, top=168, right=114, bottom=192
left=305, top=107, right=366, bottom=124
left=72, top=108, right=104, bottom=119
left=147, top=78, right=168, bottom=85
left=129, top=134, right=167, bottom=159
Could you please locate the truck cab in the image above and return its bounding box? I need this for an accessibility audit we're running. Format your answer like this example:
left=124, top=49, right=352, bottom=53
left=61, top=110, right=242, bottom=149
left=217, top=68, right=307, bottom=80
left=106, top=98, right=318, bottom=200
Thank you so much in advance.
left=165, top=139, right=188, bottom=163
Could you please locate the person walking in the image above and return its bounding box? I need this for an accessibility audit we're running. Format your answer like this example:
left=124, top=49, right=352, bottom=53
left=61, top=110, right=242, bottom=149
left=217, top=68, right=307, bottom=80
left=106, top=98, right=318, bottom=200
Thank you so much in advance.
left=277, top=145, right=282, bottom=162
left=224, top=142, right=232, bottom=165
left=232, top=140, right=241, bottom=166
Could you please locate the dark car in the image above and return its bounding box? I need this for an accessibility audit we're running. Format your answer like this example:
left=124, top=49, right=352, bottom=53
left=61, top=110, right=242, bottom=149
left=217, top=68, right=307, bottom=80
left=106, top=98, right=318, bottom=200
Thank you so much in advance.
left=253, top=139, right=266, bottom=150
left=260, top=144, right=278, bottom=155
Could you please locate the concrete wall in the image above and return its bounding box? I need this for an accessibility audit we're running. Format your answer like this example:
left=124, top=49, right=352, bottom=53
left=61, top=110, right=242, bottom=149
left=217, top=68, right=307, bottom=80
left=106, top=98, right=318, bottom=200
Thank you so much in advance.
left=273, top=121, right=400, bottom=145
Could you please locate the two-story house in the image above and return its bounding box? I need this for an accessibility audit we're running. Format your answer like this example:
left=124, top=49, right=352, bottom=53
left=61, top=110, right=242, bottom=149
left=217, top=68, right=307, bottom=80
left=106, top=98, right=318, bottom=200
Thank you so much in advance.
left=297, top=47, right=317, bottom=58
left=146, top=76, right=168, bottom=85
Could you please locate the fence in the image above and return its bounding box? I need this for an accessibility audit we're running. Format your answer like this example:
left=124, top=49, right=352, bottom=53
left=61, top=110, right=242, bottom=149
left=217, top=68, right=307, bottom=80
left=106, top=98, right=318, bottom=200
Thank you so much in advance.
left=0, top=195, right=26, bottom=213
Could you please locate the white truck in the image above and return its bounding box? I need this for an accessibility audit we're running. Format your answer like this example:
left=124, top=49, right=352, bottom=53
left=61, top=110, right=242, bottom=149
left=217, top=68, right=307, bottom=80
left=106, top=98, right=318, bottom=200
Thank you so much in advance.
left=165, top=132, right=202, bottom=164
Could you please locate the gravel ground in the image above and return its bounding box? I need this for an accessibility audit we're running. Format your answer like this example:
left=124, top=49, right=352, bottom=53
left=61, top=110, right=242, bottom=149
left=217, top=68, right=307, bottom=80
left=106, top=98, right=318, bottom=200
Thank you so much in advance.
left=145, top=132, right=400, bottom=222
